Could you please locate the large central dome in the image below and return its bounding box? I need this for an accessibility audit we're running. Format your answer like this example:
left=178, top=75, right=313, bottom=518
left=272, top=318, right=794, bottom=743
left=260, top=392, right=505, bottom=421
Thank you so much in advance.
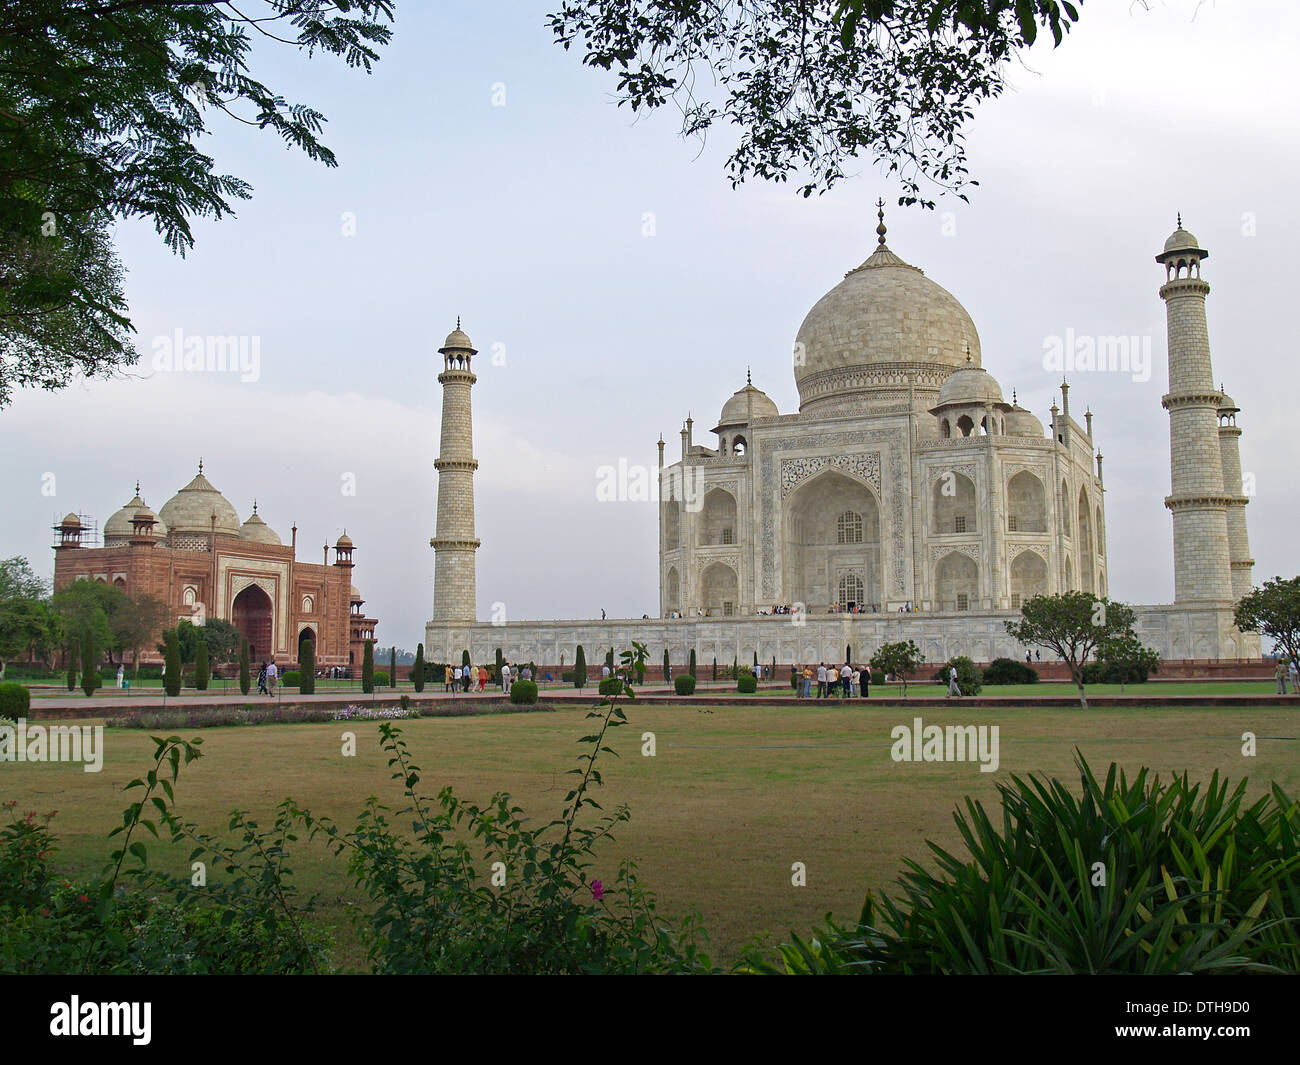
left=794, top=236, right=981, bottom=415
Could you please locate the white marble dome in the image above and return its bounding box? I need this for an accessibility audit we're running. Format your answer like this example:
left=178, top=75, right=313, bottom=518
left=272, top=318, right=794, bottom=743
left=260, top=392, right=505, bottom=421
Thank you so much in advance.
left=794, top=241, right=982, bottom=414
left=159, top=468, right=241, bottom=537
left=238, top=505, right=282, bottom=546
left=933, top=360, right=1006, bottom=409
left=716, top=381, right=778, bottom=429
left=104, top=486, right=167, bottom=544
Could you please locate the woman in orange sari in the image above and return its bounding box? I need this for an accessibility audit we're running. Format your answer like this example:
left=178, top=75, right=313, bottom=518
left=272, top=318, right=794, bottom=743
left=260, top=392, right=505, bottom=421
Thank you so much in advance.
left=477, top=665, right=487, bottom=691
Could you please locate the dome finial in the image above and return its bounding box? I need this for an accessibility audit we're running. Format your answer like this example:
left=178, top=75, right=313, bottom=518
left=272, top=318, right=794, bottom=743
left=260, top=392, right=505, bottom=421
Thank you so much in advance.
left=252, top=498, right=258, bottom=514
left=1177, top=211, right=1182, bottom=228
left=747, top=366, right=752, bottom=386
left=1012, top=389, right=1017, bottom=405
left=456, top=315, right=461, bottom=330
left=198, top=457, right=203, bottom=475
left=135, top=479, right=140, bottom=495
left=875, top=198, right=887, bottom=246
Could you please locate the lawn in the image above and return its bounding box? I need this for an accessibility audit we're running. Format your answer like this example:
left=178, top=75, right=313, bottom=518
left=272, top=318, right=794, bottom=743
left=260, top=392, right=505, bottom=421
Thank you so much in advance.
left=4, top=700, right=1296, bottom=970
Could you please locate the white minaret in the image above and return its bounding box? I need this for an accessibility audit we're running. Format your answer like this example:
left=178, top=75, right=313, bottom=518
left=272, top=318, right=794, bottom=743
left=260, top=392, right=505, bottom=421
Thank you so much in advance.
left=1216, top=389, right=1254, bottom=600
left=1156, top=219, right=1233, bottom=603
left=431, top=321, right=480, bottom=620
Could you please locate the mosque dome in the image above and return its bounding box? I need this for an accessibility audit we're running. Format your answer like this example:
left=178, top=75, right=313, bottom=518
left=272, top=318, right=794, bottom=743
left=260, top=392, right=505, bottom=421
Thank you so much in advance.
left=1163, top=226, right=1201, bottom=254
left=440, top=326, right=474, bottom=352
left=336, top=532, right=353, bottom=548
left=794, top=212, right=981, bottom=414
left=238, top=504, right=282, bottom=546
left=715, top=378, right=779, bottom=430
left=159, top=465, right=241, bottom=538
left=350, top=585, right=362, bottom=601
left=105, top=485, right=167, bottom=544
left=933, top=359, right=1006, bottom=409
left=1005, top=401, right=1045, bottom=438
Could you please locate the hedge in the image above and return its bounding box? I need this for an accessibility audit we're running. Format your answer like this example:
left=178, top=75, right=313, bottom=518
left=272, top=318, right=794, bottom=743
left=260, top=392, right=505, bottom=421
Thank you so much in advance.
left=983, top=657, right=1039, bottom=685
left=510, top=680, right=539, bottom=705
left=282, top=670, right=301, bottom=687
left=0, top=682, right=30, bottom=721
left=674, top=674, right=696, bottom=696
left=736, top=673, right=757, bottom=694
left=598, top=677, right=622, bottom=696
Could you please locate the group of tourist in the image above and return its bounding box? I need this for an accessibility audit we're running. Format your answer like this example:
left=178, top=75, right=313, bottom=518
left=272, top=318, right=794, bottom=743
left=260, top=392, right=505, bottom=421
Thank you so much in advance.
left=1274, top=658, right=1299, bottom=694
left=255, top=659, right=278, bottom=696
left=441, top=662, right=537, bottom=693
left=795, top=662, right=873, bottom=699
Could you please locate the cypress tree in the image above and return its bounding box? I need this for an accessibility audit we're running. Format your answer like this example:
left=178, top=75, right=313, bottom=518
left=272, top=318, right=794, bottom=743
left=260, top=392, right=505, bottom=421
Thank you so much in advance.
left=574, top=645, right=587, bottom=688
left=732, top=654, right=738, bottom=678
left=753, top=650, right=759, bottom=672
left=80, top=628, right=96, bottom=697
left=66, top=640, right=78, bottom=692
left=662, top=649, right=670, bottom=681
left=195, top=637, right=210, bottom=691
left=164, top=629, right=181, bottom=696
left=462, top=648, right=470, bottom=669
left=495, top=647, right=503, bottom=680
left=389, top=645, right=397, bottom=688
left=413, top=643, right=426, bottom=693
left=362, top=640, right=375, bottom=694
left=712, top=656, right=717, bottom=681
left=300, top=639, right=315, bottom=694
left=689, top=648, right=696, bottom=678
left=239, top=636, right=250, bottom=695
left=605, top=647, right=614, bottom=671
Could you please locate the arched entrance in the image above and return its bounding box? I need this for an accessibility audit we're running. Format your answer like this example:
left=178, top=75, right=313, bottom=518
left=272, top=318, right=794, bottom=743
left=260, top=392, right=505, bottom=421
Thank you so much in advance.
left=298, top=627, right=317, bottom=657
left=232, top=584, right=273, bottom=662
left=784, top=470, right=881, bottom=611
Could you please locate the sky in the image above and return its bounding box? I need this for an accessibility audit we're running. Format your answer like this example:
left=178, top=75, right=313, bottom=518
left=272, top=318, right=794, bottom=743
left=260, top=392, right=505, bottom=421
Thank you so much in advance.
left=2, top=0, right=1296, bottom=648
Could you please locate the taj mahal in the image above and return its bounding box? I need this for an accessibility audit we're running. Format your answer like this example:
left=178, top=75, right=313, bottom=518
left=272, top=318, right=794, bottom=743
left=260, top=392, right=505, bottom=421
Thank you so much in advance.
left=424, top=211, right=1260, bottom=669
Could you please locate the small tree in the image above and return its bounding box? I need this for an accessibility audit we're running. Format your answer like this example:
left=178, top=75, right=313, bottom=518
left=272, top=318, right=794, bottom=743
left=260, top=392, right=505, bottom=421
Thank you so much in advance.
left=870, top=640, right=925, bottom=697
left=238, top=636, right=250, bottom=695
left=194, top=638, right=210, bottom=691
left=663, top=648, right=670, bottom=681
left=1006, top=592, right=1142, bottom=710
left=689, top=648, right=697, bottom=678
left=574, top=644, right=587, bottom=688
left=362, top=639, right=375, bottom=694
left=413, top=643, right=426, bottom=693
left=1235, top=576, right=1300, bottom=672
left=80, top=627, right=96, bottom=697
left=1093, top=632, right=1160, bottom=693
left=163, top=628, right=181, bottom=697
left=605, top=647, right=615, bottom=672
left=495, top=647, right=504, bottom=679
left=942, top=655, right=981, bottom=696
left=300, top=639, right=315, bottom=694
left=389, top=646, right=397, bottom=688
left=66, top=639, right=78, bottom=692
left=712, top=656, right=717, bottom=682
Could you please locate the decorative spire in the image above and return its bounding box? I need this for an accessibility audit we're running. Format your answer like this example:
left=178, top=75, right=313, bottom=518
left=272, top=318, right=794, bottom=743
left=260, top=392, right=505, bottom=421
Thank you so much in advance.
left=456, top=315, right=461, bottom=330
left=747, top=366, right=752, bottom=386
left=252, top=499, right=258, bottom=514
left=875, top=198, right=887, bottom=246
left=135, top=480, right=140, bottom=495
left=198, top=457, right=203, bottom=474
left=1177, top=211, right=1182, bottom=228
left=1012, top=389, right=1017, bottom=405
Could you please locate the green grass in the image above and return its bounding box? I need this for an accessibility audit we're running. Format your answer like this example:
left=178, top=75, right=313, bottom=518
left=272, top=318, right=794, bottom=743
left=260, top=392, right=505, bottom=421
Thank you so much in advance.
left=4, top=700, right=1296, bottom=970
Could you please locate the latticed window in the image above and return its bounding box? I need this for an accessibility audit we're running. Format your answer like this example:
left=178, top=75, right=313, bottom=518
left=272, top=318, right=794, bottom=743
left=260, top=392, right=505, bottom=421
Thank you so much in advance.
left=1008, top=515, right=1018, bottom=532
left=954, top=515, right=966, bottom=533
left=1011, top=593, right=1021, bottom=609
left=837, top=573, right=864, bottom=609
left=723, top=601, right=734, bottom=617
left=956, top=593, right=969, bottom=611
left=837, top=511, right=863, bottom=544
left=722, top=527, right=734, bottom=545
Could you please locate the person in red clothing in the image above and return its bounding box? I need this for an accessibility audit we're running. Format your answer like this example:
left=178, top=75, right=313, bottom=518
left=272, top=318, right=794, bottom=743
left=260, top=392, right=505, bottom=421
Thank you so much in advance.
left=477, top=665, right=487, bottom=691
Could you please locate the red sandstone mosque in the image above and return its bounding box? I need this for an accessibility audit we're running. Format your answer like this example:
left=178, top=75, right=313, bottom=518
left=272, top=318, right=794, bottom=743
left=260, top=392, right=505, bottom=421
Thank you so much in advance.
left=52, top=462, right=378, bottom=669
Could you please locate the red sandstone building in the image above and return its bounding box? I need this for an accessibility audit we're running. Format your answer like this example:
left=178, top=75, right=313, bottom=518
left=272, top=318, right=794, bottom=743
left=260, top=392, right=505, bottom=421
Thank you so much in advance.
left=52, top=464, right=378, bottom=670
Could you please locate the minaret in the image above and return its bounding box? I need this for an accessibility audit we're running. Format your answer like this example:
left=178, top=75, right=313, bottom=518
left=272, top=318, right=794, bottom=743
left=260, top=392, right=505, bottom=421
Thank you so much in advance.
left=431, top=321, right=480, bottom=620
left=1216, top=388, right=1254, bottom=600
left=1156, top=219, right=1233, bottom=602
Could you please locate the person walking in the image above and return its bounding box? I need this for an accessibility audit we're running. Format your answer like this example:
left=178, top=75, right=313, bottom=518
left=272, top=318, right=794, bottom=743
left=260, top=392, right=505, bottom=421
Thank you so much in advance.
left=1276, top=658, right=1289, bottom=695
left=1289, top=660, right=1298, bottom=694
left=802, top=664, right=813, bottom=699
left=444, top=664, right=453, bottom=692
left=816, top=663, right=827, bottom=699
left=501, top=662, right=511, bottom=692
left=840, top=662, right=852, bottom=698
left=266, top=659, right=279, bottom=697
left=477, top=665, right=487, bottom=692
left=256, top=661, right=268, bottom=695
left=947, top=664, right=961, bottom=698
left=861, top=663, right=871, bottom=698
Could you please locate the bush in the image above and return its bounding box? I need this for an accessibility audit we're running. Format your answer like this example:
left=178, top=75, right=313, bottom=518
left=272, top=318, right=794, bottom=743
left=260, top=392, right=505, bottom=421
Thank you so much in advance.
left=362, top=640, right=374, bottom=694
left=195, top=639, right=210, bottom=691
left=510, top=680, right=538, bottom=705
left=282, top=671, right=302, bottom=687
left=374, top=671, right=389, bottom=687
left=412, top=644, right=425, bottom=694
left=736, top=671, right=757, bottom=694
left=983, top=657, right=1039, bottom=685
left=0, top=682, right=30, bottom=721
left=598, top=677, right=622, bottom=696
left=163, top=630, right=181, bottom=697
left=574, top=645, right=587, bottom=688
left=940, top=656, right=982, bottom=696
left=299, top=640, right=315, bottom=695
left=239, top=638, right=251, bottom=696
left=1082, top=659, right=1155, bottom=685
left=674, top=674, right=696, bottom=696
left=560, top=671, right=575, bottom=684
left=744, top=754, right=1300, bottom=975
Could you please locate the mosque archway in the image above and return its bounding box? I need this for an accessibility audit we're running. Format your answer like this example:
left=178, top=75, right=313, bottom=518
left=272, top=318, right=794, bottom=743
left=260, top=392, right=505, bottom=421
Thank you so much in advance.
left=700, top=562, right=738, bottom=616
left=1078, top=487, right=1095, bottom=593
left=700, top=488, right=737, bottom=546
left=1007, top=471, right=1047, bottom=532
left=665, top=567, right=680, bottom=614
left=784, top=470, right=881, bottom=611
left=233, top=584, right=273, bottom=662
left=298, top=627, right=317, bottom=656
left=663, top=502, right=681, bottom=550
left=932, top=472, right=977, bottom=534
left=1010, top=551, right=1048, bottom=608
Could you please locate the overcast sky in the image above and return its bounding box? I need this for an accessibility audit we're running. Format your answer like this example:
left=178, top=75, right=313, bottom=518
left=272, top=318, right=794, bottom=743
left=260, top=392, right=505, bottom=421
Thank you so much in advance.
left=2, top=0, right=1295, bottom=648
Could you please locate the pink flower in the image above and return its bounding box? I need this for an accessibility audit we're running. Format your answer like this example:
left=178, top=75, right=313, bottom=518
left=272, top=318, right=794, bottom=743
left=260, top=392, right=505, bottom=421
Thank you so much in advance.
left=591, top=879, right=604, bottom=901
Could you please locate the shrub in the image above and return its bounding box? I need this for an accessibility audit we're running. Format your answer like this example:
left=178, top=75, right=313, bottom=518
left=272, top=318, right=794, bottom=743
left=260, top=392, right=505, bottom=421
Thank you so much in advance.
left=510, top=680, right=538, bottom=705
left=736, top=671, right=757, bottom=694
left=983, top=657, right=1038, bottom=685
left=561, top=671, right=575, bottom=684
left=299, top=639, right=315, bottom=695
left=66, top=641, right=77, bottom=692
left=282, top=671, right=302, bottom=687
left=80, top=630, right=97, bottom=698
left=0, top=682, right=30, bottom=721
left=412, top=644, right=425, bottom=693
left=598, top=677, right=622, bottom=696
left=1082, top=659, right=1155, bottom=685
left=374, top=671, right=390, bottom=687
left=574, top=645, right=587, bottom=688
left=163, top=629, right=181, bottom=697
left=745, top=755, right=1300, bottom=975
left=940, top=656, right=982, bottom=696
left=362, top=640, right=374, bottom=694
left=674, top=674, right=696, bottom=696
left=239, top=637, right=250, bottom=696
left=194, top=639, right=210, bottom=691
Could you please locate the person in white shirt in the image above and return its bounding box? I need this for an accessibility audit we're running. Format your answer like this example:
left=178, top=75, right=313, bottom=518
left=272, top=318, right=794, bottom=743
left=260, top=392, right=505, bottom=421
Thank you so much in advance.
left=501, top=663, right=511, bottom=691
left=266, top=659, right=279, bottom=697
left=601, top=664, right=611, bottom=679
left=816, top=664, right=828, bottom=698
left=839, top=663, right=852, bottom=697
left=947, top=665, right=961, bottom=697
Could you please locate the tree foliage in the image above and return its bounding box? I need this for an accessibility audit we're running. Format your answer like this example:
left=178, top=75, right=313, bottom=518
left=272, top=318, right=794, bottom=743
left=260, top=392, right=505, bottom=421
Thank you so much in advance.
left=412, top=642, right=425, bottom=693
left=870, top=639, right=924, bottom=696
left=0, top=0, right=395, bottom=406
left=163, top=628, right=181, bottom=697
left=362, top=639, right=374, bottom=695
left=194, top=638, right=210, bottom=692
left=548, top=0, right=1082, bottom=205
left=239, top=635, right=250, bottom=696
left=299, top=638, right=315, bottom=695
left=1235, top=576, right=1300, bottom=671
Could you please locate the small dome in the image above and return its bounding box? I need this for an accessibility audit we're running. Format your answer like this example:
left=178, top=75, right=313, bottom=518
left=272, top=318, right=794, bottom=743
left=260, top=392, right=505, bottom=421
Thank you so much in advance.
left=239, top=509, right=282, bottom=546
left=1218, top=390, right=1238, bottom=413
left=60, top=512, right=81, bottom=527
left=440, top=328, right=474, bottom=352
left=349, top=585, right=362, bottom=600
left=105, top=486, right=167, bottom=544
left=1005, top=404, right=1045, bottom=438
left=159, top=466, right=241, bottom=538
left=336, top=532, right=353, bottom=548
left=715, top=380, right=779, bottom=429
left=932, top=360, right=1006, bottom=410
left=1163, top=226, right=1200, bottom=253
